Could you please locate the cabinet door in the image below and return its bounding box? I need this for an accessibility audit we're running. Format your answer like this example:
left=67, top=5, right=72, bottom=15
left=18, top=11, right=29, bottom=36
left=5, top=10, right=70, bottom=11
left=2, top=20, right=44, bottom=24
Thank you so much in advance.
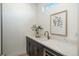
left=29, top=41, right=34, bottom=56
left=27, top=37, right=34, bottom=56
left=36, top=44, right=43, bottom=56
left=26, top=37, right=30, bottom=55
left=31, top=40, right=44, bottom=56
left=32, top=43, right=38, bottom=56
left=26, top=37, right=44, bottom=56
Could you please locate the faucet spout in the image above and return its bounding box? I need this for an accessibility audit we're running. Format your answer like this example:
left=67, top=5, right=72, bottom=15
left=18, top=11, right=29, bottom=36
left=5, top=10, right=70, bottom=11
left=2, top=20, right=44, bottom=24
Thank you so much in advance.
left=44, top=31, right=50, bottom=39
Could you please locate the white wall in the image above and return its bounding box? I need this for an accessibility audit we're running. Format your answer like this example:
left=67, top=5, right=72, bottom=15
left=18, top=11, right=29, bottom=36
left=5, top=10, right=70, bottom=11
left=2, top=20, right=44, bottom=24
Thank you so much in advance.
left=0, top=4, right=1, bottom=55
left=3, top=3, right=37, bottom=55
left=37, top=3, right=79, bottom=55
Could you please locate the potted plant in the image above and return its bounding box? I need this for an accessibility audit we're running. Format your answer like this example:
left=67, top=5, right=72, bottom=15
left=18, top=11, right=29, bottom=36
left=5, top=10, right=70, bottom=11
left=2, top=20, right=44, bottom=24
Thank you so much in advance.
left=31, top=24, right=43, bottom=38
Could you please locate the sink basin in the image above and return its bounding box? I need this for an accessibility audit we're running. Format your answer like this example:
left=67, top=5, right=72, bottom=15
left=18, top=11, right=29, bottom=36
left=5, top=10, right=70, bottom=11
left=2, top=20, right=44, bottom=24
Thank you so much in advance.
left=36, top=37, right=50, bottom=41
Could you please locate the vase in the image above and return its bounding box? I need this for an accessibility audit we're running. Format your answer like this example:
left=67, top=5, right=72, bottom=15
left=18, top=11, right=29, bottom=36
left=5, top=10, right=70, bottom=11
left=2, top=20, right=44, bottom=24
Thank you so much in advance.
left=35, top=32, right=41, bottom=38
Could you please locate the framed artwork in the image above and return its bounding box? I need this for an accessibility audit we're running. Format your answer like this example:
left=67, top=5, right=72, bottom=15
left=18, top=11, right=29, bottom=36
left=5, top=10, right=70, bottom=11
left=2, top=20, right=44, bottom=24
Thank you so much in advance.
left=50, top=10, right=67, bottom=36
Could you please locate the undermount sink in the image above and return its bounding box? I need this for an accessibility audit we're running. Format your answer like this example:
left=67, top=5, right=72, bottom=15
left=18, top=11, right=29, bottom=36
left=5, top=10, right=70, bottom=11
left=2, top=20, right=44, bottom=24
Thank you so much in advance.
left=43, top=38, right=50, bottom=40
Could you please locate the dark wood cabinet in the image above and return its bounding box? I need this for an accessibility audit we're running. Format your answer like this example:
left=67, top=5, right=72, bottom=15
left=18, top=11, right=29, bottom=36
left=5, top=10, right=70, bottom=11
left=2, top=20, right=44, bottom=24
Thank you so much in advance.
left=26, top=37, right=43, bottom=56
left=26, top=36, right=63, bottom=56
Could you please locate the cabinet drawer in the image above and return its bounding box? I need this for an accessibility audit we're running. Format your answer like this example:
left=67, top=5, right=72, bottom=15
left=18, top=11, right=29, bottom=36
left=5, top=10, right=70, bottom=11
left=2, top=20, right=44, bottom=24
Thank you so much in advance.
left=44, top=49, right=56, bottom=56
left=43, top=48, right=63, bottom=56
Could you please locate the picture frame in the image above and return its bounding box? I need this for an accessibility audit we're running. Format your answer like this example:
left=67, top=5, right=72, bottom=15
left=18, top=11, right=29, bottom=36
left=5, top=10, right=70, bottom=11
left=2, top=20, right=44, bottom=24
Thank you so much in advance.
left=50, top=10, right=67, bottom=36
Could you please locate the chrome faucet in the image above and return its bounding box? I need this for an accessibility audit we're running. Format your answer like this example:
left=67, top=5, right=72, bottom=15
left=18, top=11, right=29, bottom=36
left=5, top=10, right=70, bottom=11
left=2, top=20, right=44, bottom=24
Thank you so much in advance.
left=44, top=31, right=50, bottom=39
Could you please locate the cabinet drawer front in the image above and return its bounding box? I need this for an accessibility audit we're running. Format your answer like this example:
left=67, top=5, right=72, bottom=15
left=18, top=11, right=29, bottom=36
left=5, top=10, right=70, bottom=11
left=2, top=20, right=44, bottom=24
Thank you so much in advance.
left=44, top=49, right=56, bottom=56
left=43, top=48, right=63, bottom=56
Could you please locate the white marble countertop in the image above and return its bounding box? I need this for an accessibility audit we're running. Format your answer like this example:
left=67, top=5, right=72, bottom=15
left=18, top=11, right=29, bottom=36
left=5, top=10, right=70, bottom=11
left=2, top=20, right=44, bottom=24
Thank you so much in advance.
left=26, top=35, right=78, bottom=56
